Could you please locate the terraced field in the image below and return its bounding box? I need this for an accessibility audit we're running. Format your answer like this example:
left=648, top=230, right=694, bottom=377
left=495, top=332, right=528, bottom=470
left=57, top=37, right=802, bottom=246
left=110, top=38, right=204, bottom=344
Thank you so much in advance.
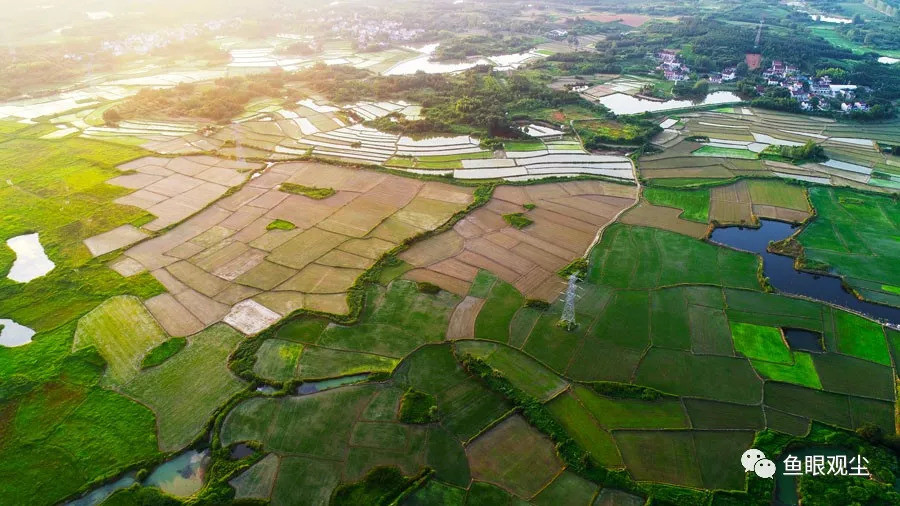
left=115, top=161, right=474, bottom=336
left=644, top=108, right=900, bottom=191
left=3, top=22, right=900, bottom=506
left=214, top=215, right=897, bottom=505
left=400, top=180, right=637, bottom=300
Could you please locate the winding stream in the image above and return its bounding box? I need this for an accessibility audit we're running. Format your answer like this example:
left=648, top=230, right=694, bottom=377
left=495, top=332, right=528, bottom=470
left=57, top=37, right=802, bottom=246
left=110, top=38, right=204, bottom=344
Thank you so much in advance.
left=708, top=219, right=900, bottom=325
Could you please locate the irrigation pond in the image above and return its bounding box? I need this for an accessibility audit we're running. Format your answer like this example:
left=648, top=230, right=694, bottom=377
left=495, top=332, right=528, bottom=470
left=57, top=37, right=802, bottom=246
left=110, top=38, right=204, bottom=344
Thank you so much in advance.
left=6, top=233, right=54, bottom=282
left=596, top=91, right=742, bottom=115
left=0, top=319, right=35, bottom=347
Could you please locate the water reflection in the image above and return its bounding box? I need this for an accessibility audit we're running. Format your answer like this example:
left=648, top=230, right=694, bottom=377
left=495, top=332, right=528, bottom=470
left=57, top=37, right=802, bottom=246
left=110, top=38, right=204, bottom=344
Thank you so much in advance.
left=144, top=449, right=210, bottom=497
left=709, top=219, right=900, bottom=325
left=295, top=374, right=369, bottom=395
left=0, top=318, right=35, bottom=347
left=6, top=233, right=54, bottom=282
left=595, top=91, right=742, bottom=115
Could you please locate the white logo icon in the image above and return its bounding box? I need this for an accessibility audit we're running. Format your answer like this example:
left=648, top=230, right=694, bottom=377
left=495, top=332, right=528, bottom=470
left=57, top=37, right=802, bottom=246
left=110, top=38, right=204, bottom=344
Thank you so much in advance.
left=741, top=448, right=766, bottom=473
left=741, top=448, right=776, bottom=478
left=754, top=458, right=776, bottom=479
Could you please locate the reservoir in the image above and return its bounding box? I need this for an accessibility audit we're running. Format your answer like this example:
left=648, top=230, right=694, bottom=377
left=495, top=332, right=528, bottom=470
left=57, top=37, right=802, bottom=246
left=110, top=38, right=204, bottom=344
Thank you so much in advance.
left=709, top=219, right=900, bottom=325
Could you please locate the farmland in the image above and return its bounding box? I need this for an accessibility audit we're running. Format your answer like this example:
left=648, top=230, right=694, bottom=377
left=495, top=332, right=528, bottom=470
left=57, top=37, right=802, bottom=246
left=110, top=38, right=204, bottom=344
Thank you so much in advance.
left=641, top=108, right=900, bottom=191
left=793, top=187, right=900, bottom=307
left=118, top=161, right=474, bottom=336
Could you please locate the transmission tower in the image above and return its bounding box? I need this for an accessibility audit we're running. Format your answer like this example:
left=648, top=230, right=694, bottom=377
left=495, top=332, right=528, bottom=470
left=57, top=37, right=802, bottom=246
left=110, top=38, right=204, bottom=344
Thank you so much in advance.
left=559, top=273, right=578, bottom=330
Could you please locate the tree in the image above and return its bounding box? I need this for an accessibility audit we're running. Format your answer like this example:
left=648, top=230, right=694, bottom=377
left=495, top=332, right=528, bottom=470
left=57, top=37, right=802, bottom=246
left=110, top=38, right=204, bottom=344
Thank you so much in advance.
left=692, top=79, right=710, bottom=96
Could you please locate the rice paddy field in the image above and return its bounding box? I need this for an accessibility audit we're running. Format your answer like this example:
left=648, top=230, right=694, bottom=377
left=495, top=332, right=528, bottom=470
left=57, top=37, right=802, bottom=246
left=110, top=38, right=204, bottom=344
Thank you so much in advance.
left=794, top=186, right=900, bottom=307
left=642, top=108, right=900, bottom=191
left=400, top=180, right=637, bottom=301
left=117, top=161, right=474, bottom=336
left=2, top=18, right=899, bottom=506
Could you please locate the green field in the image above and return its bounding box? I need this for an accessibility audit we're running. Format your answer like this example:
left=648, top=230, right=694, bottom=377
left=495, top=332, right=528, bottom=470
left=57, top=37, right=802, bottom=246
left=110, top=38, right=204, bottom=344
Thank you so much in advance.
left=532, top=471, right=598, bottom=506
left=546, top=391, right=623, bottom=467
left=572, top=385, right=689, bottom=429
left=317, top=281, right=460, bottom=358
left=473, top=280, right=524, bottom=343
left=797, top=187, right=900, bottom=309
left=752, top=352, right=822, bottom=389
left=831, top=309, right=892, bottom=365
left=587, top=224, right=761, bottom=290
left=692, top=145, right=758, bottom=159
left=121, top=324, right=246, bottom=451
left=254, top=339, right=304, bottom=381
left=746, top=180, right=809, bottom=211
left=455, top=341, right=567, bottom=400
left=222, top=385, right=377, bottom=457
left=72, top=296, right=168, bottom=385
left=643, top=187, right=710, bottom=222
left=731, top=322, right=793, bottom=364
left=0, top=349, right=159, bottom=505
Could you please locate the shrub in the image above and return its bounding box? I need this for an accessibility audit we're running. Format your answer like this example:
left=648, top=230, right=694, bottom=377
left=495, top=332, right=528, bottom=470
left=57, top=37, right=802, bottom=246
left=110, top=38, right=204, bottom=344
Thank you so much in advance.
left=416, top=281, right=441, bottom=294
left=523, top=203, right=536, bottom=210
left=502, top=212, right=533, bottom=229
left=524, top=298, right=550, bottom=310
left=480, top=137, right=505, bottom=150
left=590, top=381, right=668, bottom=401
left=558, top=257, right=588, bottom=278
left=279, top=183, right=335, bottom=199
left=398, top=388, right=439, bottom=424
left=761, top=140, right=826, bottom=163
left=141, top=338, right=186, bottom=369
left=266, top=219, right=296, bottom=231
left=332, top=466, right=411, bottom=506
left=102, top=107, right=122, bottom=126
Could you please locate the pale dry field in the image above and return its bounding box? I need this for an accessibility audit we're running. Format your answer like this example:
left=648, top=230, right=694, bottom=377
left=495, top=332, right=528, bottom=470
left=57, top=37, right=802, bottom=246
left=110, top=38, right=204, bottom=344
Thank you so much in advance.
left=117, top=161, right=473, bottom=335
left=400, top=180, right=637, bottom=301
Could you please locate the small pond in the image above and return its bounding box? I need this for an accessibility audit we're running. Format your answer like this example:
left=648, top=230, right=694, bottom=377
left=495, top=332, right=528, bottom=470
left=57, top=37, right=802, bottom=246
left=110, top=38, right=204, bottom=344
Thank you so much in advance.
left=295, top=374, right=369, bottom=395
left=384, top=55, right=487, bottom=76
left=144, top=449, right=210, bottom=497
left=595, top=91, right=742, bottom=115
left=6, top=233, right=54, bottom=282
left=782, top=328, right=824, bottom=352
left=229, top=443, right=256, bottom=460
left=709, top=219, right=900, bottom=325
left=0, top=318, right=35, bottom=347
left=809, top=14, right=852, bottom=23
left=64, top=473, right=136, bottom=506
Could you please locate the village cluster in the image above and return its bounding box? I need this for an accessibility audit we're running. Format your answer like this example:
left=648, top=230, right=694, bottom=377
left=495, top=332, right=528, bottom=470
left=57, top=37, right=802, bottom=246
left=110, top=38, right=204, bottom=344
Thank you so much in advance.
left=760, top=59, right=869, bottom=112
left=657, top=49, right=737, bottom=83
left=656, top=49, right=869, bottom=112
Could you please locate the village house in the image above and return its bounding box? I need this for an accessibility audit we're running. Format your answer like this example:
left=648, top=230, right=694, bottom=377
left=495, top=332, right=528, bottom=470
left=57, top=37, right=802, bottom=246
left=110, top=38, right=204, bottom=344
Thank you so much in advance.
left=656, top=50, right=690, bottom=81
